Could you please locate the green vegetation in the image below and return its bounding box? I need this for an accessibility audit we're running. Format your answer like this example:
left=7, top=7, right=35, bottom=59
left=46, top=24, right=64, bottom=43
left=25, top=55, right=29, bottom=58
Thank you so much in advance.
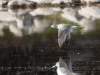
left=0, top=26, right=14, bottom=38
left=43, top=12, right=79, bottom=26
left=0, top=13, right=100, bottom=39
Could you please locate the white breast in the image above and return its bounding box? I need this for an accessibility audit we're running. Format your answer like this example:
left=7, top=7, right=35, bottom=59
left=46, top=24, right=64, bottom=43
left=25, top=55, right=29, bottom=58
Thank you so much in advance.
left=57, top=68, right=67, bottom=75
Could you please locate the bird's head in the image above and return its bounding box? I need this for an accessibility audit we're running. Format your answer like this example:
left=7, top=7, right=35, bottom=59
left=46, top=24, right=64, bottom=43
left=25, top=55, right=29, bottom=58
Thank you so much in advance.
left=51, top=24, right=57, bottom=28
left=71, top=25, right=85, bottom=29
left=71, top=26, right=78, bottom=29
left=51, top=62, right=59, bottom=68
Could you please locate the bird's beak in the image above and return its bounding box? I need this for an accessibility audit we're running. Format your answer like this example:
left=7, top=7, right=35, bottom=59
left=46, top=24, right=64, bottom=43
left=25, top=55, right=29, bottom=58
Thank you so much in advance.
left=79, top=25, right=85, bottom=29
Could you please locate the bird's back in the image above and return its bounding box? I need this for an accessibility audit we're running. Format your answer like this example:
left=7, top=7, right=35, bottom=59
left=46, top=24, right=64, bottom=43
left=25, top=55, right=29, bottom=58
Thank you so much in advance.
left=57, top=24, right=71, bottom=30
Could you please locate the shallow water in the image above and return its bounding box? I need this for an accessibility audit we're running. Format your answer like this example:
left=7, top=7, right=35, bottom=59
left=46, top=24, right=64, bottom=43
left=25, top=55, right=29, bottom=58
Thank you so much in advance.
left=0, top=3, right=100, bottom=75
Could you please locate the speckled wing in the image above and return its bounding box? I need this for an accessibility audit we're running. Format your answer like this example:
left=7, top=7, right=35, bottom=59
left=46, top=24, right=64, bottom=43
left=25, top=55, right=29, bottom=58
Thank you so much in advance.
left=59, top=57, right=69, bottom=72
left=58, top=26, right=70, bottom=47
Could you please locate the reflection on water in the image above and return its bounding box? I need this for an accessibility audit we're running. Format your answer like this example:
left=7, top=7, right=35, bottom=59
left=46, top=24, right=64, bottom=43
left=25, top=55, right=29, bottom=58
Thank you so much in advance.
left=0, top=0, right=100, bottom=75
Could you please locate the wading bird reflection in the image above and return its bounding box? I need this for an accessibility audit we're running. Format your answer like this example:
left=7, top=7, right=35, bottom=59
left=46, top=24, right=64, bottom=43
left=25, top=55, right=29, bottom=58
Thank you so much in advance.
left=52, top=57, right=79, bottom=75
left=51, top=24, right=84, bottom=47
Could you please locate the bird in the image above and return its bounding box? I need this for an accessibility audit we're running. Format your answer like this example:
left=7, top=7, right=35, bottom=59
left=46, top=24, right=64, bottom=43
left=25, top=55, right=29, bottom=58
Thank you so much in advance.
left=81, top=0, right=100, bottom=5
left=0, top=0, right=8, bottom=5
left=8, top=0, right=33, bottom=7
left=51, top=24, right=84, bottom=47
left=29, top=0, right=53, bottom=3
left=52, top=57, right=70, bottom=75
left=52, top=57, right=80, bottom=75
